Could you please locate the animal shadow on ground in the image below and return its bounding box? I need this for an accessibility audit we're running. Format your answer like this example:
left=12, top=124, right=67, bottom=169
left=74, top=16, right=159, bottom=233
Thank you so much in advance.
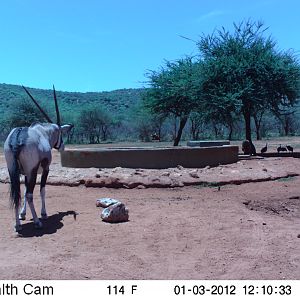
left=17, top=210, right=77, bottom=238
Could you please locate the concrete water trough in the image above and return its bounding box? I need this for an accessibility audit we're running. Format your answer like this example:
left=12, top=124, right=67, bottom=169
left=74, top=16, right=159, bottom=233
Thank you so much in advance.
left=187, top=140, right=230, bottom=147
left=60, top=145, right=239, bottom=169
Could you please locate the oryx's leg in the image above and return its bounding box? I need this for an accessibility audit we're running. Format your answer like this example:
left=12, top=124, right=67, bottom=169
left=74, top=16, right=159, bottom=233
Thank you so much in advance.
left=26, top=168, right=43, bottom=229
left=15, top=206, right=22, bottom=232
left=40, top=168, right=49, bottom=219
left=26, top=193, right=42, bottom=228
left=19, top=177, right=27, bottom=220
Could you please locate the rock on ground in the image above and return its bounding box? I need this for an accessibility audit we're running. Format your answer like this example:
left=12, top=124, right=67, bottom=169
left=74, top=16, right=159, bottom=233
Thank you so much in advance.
left=96, top=198, right=120, bottom=208
left=0, top=155, right=300, bottom=189
left=101, top=202, right=129, bottom=223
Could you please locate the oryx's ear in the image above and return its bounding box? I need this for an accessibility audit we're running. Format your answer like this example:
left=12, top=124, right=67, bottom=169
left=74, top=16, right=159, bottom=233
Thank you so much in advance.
left=61, top=124, right=74, bottom=134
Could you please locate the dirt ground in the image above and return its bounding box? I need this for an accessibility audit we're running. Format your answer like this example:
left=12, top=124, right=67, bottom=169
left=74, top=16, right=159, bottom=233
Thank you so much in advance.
left=0, top=146, right=300, bottom=280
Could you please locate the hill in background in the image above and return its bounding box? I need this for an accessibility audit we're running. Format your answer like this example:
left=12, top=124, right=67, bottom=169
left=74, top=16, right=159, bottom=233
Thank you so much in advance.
left=1, top=82, right=299, bottom=144
left=0, top=83, right=144, bottom=121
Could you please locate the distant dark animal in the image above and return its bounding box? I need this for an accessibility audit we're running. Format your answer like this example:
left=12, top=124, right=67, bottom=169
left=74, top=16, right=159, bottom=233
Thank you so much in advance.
left=286, top=145, right=293, bottom=152
left=260, top=143, right=268, bottom=153
left=242, top=140, right=251, bottom=155
left=277, top=144, right=287, bottom=153
left=242, top=140, right=256, bottom=155
left=151, top=133, right=160, bottom=142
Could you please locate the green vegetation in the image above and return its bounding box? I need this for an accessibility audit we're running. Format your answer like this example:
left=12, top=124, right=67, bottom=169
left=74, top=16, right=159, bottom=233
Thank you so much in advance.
left=0, top=83, right=144, bottom=143
left=145, top=20, right=300, bottom=146
left=1, top=20, right=300, bottom=145
left=144, top=57, right=202, bottom=146
left=198, top=21, right=300, bottom=149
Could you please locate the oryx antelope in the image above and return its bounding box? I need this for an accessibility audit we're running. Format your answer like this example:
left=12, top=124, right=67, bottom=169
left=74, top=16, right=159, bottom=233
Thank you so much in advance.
left=4, top=86, right=73, bottom=232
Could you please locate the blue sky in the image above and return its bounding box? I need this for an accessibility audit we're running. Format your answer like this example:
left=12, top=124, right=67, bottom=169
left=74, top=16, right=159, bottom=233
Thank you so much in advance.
left=0, top=0, right=299, bottom=92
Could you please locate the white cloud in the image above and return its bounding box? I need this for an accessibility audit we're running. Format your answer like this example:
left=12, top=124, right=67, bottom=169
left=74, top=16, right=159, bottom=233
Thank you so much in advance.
left=196, top=10, right=227, bottom=22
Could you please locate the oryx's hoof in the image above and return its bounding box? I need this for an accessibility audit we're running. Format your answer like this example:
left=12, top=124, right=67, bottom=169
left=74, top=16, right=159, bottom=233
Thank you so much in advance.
left=19, top=214, right=26, bottom=221
left=41, top=213, right=48, bottom=220
left=15, top=224, right=22, bottom=233
left=34, top=221, right=43, bottom=229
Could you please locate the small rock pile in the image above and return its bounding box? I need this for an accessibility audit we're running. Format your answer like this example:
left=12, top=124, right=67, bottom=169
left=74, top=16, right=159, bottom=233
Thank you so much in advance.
left=96, top=198, right=129, bottom=223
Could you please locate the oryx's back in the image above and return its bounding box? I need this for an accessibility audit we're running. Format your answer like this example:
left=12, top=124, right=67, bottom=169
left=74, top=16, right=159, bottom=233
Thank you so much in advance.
left=4, top=124, right=53, bottom=175
left=4, top=127, right=29, bottom=156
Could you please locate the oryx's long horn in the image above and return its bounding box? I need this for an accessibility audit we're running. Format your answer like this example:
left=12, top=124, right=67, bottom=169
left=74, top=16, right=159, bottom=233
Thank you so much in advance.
left=22, top=85, right=53, bottom=123
left=53, top=85, right=61, bottom=126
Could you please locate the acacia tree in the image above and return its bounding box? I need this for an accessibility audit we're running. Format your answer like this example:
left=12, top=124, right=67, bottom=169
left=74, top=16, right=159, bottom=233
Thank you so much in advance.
left=133, top=102, right=167, bottom=142
left=198, top=20, right=300, bottom=151
left=7, top=99, right=47, bottom=128
left=273, top=109, right=297, bottom=136
left=189, top=111, right=206, bottom=140
left=78, top=106, right=112, bottom=143
left=253, top=107, right=266, bottom=140
left=144, top=57, right=201, bottom=146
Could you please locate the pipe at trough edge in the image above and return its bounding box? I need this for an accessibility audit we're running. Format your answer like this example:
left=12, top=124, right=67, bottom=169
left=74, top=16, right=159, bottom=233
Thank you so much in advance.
left=60, top=145, right=239, bottom=169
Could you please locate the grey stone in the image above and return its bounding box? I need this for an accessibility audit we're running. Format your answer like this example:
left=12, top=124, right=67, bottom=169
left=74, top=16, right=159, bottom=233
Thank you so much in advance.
left=96, top=198, right=120, bottom=208
left=101, top=203, right=129, bottom=223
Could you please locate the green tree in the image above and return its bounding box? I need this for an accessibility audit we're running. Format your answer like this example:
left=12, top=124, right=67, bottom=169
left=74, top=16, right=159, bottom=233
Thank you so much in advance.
left=144, top=57, right=201, bottom=146
left=7, top=99, right=48, bottom=128
left=78, top=106, right=112, bottom=143
left=198, top=20, right=300, bottom=152
left=189, top=111, right=206, bottom=140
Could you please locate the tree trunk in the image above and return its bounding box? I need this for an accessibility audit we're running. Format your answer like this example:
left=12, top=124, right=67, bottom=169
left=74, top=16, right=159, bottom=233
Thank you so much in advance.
left=102, top=125, right=108, bottom=141
left=173, top=116, right=178, bottom=141
left=255, top=128, right=261, bottom=140
left=243, top=110, right=251, bottom=140
left=157, top=127, right=162, bottom=142
left=154, top=116, right=164, bottom=142
left=96, top=135, right=100, bottom=143
left=253, top=113, right=264, bottom=140
left=213, top=124, right=219, bottom=138
left=243, top=110, right=256, bottom=155
left=227, top=123, right=233, bottom=140
left=194, top=129, right=200, bottom=140
left=173, top=116, right=188, bottom=146
left=253, top=116, right=261, bottom=140
left=284, top=117, right=290, bottom=136
left=190, top=118, right=200, bottom=140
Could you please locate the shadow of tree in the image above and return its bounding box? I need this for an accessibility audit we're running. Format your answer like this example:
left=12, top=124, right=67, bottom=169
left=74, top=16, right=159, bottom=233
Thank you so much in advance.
left=17, top=210, right=77, bottom=238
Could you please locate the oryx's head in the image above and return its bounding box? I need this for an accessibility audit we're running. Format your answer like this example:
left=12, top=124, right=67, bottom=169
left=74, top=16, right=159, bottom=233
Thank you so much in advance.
left=22, top=85, right=74, bottom=152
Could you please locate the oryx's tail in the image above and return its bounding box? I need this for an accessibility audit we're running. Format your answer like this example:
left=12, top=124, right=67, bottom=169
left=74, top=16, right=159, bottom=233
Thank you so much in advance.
left=6, top=127, right=28, bottom=210
left=8, top=152, right=21, bottom=210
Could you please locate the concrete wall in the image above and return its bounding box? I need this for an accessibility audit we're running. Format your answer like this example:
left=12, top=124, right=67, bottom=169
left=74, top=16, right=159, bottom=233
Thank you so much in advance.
left=61, top=145, right=239, bottom=169
left=187, top=140, right=230, bottom=147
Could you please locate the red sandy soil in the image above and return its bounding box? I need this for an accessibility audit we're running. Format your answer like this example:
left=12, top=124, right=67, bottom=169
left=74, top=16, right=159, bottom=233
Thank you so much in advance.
left=0, top=149, right=299, bottom=280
